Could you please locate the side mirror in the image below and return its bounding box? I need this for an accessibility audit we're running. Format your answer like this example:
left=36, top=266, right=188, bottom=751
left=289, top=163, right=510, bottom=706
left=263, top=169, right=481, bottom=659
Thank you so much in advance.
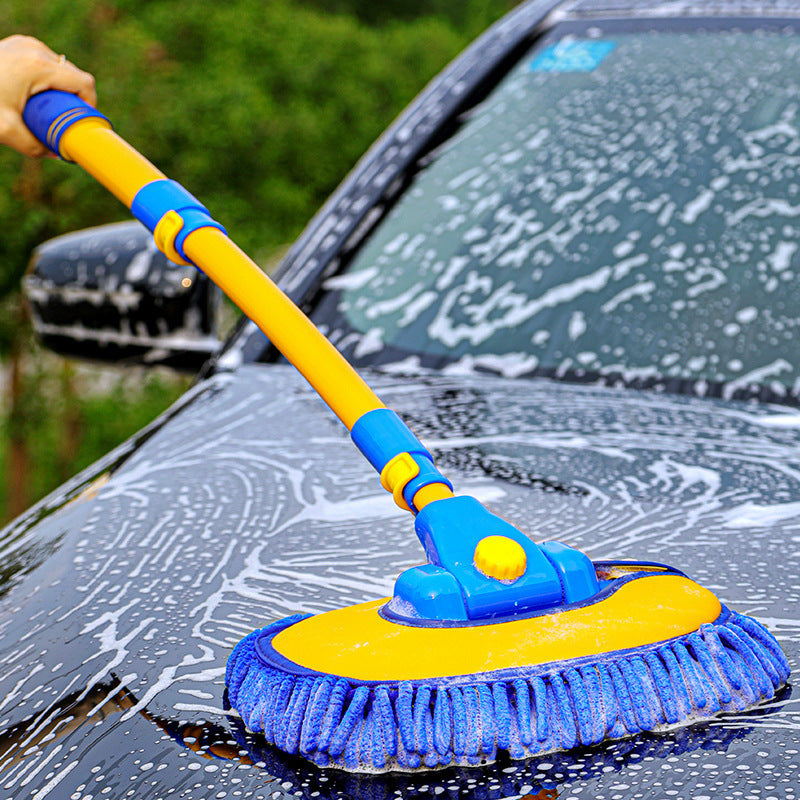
left=23, top=221, right=222, bottom=373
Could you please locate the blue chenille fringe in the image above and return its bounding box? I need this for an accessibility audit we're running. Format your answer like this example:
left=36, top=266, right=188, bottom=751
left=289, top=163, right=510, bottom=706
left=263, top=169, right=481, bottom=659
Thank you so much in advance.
left=225, top=610, right=790, bottom=773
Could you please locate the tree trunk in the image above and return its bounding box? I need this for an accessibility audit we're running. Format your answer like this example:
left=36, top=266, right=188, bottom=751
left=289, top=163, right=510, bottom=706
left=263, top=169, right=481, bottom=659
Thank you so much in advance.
left=58, top=360, right=83, bottom=485
left=7, top=299, right=30, bottom=521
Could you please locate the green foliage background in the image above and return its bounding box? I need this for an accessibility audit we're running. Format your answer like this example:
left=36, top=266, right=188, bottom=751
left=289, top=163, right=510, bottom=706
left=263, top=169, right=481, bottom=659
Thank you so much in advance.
left=0, top=0, right=516, bottom=524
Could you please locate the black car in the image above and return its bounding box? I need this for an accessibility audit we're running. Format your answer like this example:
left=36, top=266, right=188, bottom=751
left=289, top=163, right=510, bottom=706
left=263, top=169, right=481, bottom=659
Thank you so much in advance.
left=4, top=0, right=800, bottom=797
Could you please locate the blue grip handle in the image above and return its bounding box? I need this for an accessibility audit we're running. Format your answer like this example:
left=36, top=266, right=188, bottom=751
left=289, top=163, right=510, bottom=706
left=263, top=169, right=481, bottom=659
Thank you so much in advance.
left=23, top=90, right=109, bottom=157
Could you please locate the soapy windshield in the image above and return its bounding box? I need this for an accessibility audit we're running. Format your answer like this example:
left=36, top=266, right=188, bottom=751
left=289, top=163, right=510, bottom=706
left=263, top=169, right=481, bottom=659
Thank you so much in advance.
left=312, top=18, right=800, bottom=402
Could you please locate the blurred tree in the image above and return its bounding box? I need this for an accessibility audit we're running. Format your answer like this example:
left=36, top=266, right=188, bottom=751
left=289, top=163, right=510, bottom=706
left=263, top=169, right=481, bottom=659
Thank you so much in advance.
left=300, top=0, right=518, bottom=36
left=0, top=0, right=516, bottom=524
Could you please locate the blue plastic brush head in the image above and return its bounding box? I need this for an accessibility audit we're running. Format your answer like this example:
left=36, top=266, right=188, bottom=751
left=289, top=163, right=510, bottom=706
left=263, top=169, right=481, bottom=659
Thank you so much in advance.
left=350, top=408, right=601, bottom=622
left=392, top=495, right=600, bottom=622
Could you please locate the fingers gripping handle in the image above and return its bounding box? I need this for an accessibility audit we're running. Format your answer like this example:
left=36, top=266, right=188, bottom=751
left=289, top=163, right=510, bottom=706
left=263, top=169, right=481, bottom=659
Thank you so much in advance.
left=23, top=90, right=110, bottom=159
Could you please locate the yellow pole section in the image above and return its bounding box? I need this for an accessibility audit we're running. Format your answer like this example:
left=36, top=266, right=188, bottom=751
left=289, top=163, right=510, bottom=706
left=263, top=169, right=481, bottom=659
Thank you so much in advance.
left=59, top=118, right=166, bottom=206
left=58, top=117, right=385, bottom=430
left=183, top=228, right=385, bottom=429
left=412, top=483, right=455, bottom=511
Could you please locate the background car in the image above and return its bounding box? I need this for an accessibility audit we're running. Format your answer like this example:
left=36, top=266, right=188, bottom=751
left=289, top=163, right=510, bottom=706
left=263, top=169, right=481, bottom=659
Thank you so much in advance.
left=2, top=0, right=800, bottom=797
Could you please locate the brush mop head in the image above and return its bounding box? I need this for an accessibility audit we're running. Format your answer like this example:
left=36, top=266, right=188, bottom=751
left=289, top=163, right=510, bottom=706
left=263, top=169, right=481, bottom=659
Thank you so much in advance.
left=227, top=497, right=790, bottom=773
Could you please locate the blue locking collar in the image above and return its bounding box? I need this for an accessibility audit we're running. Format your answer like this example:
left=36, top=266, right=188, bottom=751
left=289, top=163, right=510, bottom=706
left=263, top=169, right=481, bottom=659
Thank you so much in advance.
left=131, top=179, right=227, bottom=262
left=351, top=409, right=428, bottom=472
left=350, top=409, right=453, bottom=512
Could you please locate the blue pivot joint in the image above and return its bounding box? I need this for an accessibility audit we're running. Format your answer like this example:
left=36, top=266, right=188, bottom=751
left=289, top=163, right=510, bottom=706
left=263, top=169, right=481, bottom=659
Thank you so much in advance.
left=130, top=180, right=227, bottom=266
left=391, top=496, right=599, bottom=622
left=22, top=90, right=110, bottom=159
left=352, top=409, right=600, bottom=622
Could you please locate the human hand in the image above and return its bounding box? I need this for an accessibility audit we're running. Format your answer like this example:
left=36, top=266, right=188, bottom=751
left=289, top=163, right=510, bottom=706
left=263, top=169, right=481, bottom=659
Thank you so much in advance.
left=0, top=35, right=97, bottom=157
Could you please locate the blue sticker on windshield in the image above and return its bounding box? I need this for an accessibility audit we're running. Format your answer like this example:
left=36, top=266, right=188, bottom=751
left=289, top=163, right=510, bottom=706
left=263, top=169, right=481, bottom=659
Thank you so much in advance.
left=530, top=40, right=616, bottom=72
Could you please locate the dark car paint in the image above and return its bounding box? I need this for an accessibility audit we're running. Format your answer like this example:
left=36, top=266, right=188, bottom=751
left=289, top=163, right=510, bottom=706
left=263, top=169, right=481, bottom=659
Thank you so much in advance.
left=4, top=0, right=800, bottom=797
left=0, top=367, right=797, bottom=798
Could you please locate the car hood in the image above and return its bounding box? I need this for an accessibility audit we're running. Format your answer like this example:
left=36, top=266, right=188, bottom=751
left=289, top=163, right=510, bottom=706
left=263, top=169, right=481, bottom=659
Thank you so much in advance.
left=0, top=365, right=797, bottom=799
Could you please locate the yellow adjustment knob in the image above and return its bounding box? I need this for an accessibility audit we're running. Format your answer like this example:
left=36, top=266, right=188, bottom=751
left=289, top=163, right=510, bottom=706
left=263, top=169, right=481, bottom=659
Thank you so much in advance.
left=153, top=210, right=191, bottom=266
left=473, top=535, right=527, bottom=582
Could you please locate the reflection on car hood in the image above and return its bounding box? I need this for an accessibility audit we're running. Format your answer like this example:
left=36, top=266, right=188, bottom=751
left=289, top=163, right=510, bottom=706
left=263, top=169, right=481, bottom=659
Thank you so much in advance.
left=0, top=365, right=797, bottom=799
